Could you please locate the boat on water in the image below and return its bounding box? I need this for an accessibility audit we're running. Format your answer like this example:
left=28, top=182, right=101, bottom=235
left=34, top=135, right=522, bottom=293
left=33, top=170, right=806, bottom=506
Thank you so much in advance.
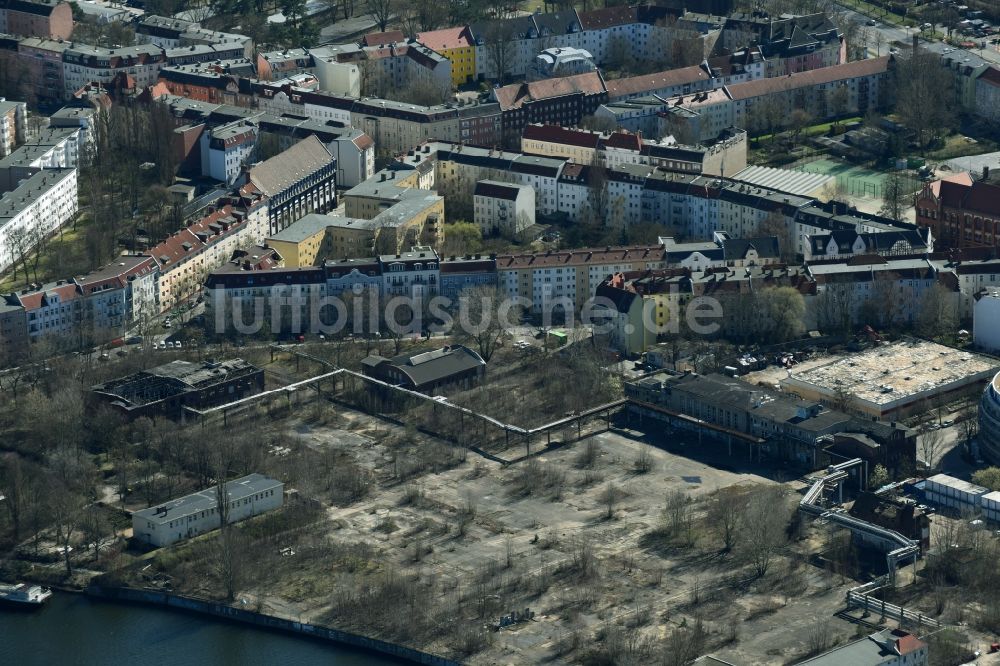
left=0, top=583, right=53, bottom=609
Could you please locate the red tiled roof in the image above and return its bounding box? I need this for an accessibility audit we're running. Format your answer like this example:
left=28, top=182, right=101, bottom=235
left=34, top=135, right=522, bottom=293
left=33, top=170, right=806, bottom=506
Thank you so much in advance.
left=494, top=71, right=606, bottom=111
left=601, top=131, right=641, bottom=151
left=352, top=133, right=374, bottom=151
left=938, top=179, right=1000, bottom=216
left=416, top=26, right=473, bottom=52
left=727, top=56, right=891, bottom=101
left=606, top=65, right=709, bottom=99
left=894, top=632, right=926, bottom=655
left=16, top=282, right=81, bottom=311
left=928, top=170, right=973, bottom=196
left=523, top=123, right=601, bottom=149
left=980, top=66, right=1000, bottom=87
left=362, top=30, right=405, bottom=47
left=577, top=6, right=636, bottom=30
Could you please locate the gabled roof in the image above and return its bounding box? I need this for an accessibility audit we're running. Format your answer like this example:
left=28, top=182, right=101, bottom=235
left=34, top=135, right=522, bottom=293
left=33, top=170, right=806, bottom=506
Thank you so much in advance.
left=980, top=66, right=1000, bottom=87
left=362, top=30, right=405, bottom=47
left=416, top=26, right=473, bottom=51
left=523, top=123, right=601, bottom=149
left=606, top=65, right=709, bottom=99
left=727, top=56, right=891, bottom=101
left=938, top=178, right=1000, bottom=216
left=366, top=345, right=486, bottom=389
left=577, top=6, right=636, bottom=30
left=248, top=135, right=333, bottom=198
left=494, top=71, right=606, bottom=111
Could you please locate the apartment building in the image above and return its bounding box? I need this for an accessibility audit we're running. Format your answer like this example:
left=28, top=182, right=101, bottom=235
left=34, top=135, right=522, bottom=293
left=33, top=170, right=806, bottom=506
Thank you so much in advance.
left=0, top=99, right=24, bottom=158
left=362, top=38, right=452, bottom=98
left=0, top=125, right=79, bottom=191
left=62, top=44, right=167, bottom=98
left=496, top=245, right=666, bottom=314
left=974, top=66, right=1000, bottom=124
left=520, top=123, right=747, bottom=176
left=0, top=35, right=67, bottom=106
left=0, top=0, right=72, bottom=40
left=493, top=71, right=608, bottom=141
left=416, top=27, right=475, bottom=87
left=48, top=105, right=95, bottom=162
left=662, top=231, right=781, bottom=270
left=439, top=255, right=497, bottom=299
left=153, top=200, right=269, bottom=312
left=74, top=255, right=159, bottom=342
left=204, top=247, right=441, bottom=333
left=200, top=120, right=257, bottom=186
left=473, top=180, right=535, bottom=238
left=134, top=14, right=252, bottom=56
left=807, top=256, right=947, bottom=331
left=717, top=12, right=844, bottom=74
left=0, top=167, right=77, bottom=273
left=802, top=229, right=931, bottom=262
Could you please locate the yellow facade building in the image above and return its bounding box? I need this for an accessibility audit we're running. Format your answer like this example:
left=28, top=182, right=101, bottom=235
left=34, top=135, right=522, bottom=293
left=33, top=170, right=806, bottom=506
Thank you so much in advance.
left=417, top=26, right=475, bottom=88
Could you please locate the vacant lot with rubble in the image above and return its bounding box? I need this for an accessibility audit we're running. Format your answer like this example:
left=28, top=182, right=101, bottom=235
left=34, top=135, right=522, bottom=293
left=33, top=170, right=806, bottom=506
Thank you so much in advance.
left=123, top=394, right=900, bottom=665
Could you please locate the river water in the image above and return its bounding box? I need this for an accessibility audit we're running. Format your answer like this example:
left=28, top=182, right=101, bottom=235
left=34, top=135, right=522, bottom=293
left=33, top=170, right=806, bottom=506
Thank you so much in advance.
left=0, top=592, right=402, bottom=665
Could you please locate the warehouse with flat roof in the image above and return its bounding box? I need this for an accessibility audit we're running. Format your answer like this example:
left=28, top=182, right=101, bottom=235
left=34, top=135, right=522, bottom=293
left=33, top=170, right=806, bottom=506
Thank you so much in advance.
left=780, top=340, right=997, bottom=419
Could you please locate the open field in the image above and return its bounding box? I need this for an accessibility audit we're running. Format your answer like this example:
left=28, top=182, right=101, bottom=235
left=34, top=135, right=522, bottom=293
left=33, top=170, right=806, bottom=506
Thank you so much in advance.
left=113, top=393, right=939, bottom=664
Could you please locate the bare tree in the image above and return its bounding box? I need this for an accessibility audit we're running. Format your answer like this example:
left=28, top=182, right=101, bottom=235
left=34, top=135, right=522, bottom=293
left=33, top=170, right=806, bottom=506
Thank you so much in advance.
left=366, top=0, right=394, bottom=31
left=879, top=170, right=909, bottom=223
left=0, top=453, right=32, bottom=540
left=920, top=427, right=946, bottom=472
left=50, top=480, right=87, bottom=576
left=739, top=486, right=789, bottom=578
left=454, top=284, right=521, bottom=362
left=917, top=282, right=958, bottom=339
left=482, top=20, right=516, bottom=85
left=895, top=51, right=955, bottom=150
left=663, top=489, right=694, bottom=545
left=708, top=486, right=744, bottom=552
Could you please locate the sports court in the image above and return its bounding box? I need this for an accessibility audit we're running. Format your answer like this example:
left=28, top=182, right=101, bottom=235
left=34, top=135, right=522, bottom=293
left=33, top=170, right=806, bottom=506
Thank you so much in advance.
left=792, top=157, right=915, bottom=199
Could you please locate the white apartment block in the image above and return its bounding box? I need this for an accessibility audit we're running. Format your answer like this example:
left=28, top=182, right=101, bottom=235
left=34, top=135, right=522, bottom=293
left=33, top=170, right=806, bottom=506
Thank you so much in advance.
left=473, top=180, right=535, bottom=238
left=62, top=45, right=166, bottom=98
left=200, top=121, right=257, bottom=186
left=0, top=167, right=77, bottom=274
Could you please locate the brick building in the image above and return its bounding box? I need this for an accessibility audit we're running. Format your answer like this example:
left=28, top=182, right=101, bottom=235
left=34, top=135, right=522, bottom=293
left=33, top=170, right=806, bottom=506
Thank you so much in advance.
left=916, top=172, right=1000, bottom=250
left=0, top=0, right=72, bottom=40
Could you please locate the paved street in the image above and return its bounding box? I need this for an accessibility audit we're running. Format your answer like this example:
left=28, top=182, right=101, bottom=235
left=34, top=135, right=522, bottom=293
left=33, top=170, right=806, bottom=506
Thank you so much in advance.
left=833, top=1, right=1000, bottom=65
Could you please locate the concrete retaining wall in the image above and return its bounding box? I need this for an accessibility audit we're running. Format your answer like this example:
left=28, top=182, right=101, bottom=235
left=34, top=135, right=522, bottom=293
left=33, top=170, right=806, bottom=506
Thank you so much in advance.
left=85, top=585, right=460, bottom=666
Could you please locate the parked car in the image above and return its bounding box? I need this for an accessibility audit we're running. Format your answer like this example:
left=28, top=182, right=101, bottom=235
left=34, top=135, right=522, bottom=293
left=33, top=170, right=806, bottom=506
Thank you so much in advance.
left=174, top=341, right=183, bottom=349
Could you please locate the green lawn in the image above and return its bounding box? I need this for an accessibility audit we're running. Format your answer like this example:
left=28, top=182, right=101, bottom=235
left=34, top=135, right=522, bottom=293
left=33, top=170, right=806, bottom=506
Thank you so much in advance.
left=0, top=212, right=97, bottom=294
left=841, top=0, right=916, bottom=28
left=925, top=134, right=1000, bottom=161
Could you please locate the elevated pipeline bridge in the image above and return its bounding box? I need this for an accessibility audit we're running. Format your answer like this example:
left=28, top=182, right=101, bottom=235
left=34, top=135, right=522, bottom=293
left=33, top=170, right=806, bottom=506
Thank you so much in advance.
left=799, top=458, right=920, bottom=584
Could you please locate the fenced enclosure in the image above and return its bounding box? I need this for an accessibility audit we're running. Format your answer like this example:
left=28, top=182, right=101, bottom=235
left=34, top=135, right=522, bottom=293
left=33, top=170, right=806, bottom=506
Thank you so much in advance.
left=794, top=156, right=920, bottom=200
